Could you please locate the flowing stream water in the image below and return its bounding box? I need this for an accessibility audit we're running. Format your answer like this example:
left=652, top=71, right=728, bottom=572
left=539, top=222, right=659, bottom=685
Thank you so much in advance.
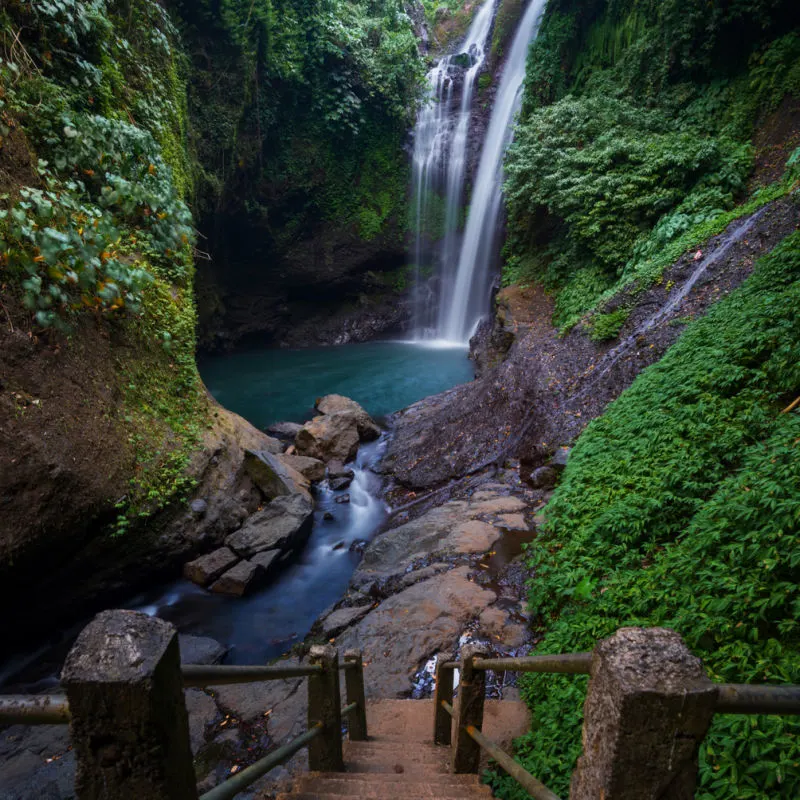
left=0, top=342, right=473, bottom=685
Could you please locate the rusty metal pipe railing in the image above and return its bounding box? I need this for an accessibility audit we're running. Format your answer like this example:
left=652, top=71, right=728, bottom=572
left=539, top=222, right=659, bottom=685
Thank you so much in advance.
left=182, top=663, right=322, bottom=687
left=472, top=653, right=592, bottom=674
left=464, top=724, right=562, bottom=800
left=715, top=684, right=800, bottom=715
left=341, top=701, right=358, bottom=717
left=441, top=699, right=454, bottom=716
left=0, top=695, right=71, bottom=725
left=199, top=721, right=324, bottom=800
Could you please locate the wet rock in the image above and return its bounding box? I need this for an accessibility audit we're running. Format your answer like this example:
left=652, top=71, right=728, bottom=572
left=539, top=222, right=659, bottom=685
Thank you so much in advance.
left=550, top=446, right=571, bottom=470
left=315, top=395, right=381, bottom=441
left=527, top=466, right=560, bottom=490
left=336, top=567, right=496, bottom=697
left=209, top=560, right=262, bottom=596
left=349, top=539, right=367, bottom=554
left=327, top=460, right=355, bottom=479
left=185, top=688, right=220, bottom=754
left=295, top=412, right=360, bottom=463
left=497, top=513, right=528, bottom=530
left=225, top=494, right=314, bottom=558
left=190, top=498, right=208, bottom=517
left=330, top=476, right=353, bottom=491
left=179, top=635, right=229, bottom=665
left=244, top=450, right=310, bottom=500
left=323, top=511, right=335, bottom=521
left=251, top=549, right=281, bottom=574
left=319, top=605, right=372, bottom=638
left=266, top=421, right=304, bottom=443
left=335, top=493, right=351, bottom=504
left=183, top=547, right=240, bottom=587
left=477, top=607, right=528, bottom=649
left=278, top=454, right=325, bottom=483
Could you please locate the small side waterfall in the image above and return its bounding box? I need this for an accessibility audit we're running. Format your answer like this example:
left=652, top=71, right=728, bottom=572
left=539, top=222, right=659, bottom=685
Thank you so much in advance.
left=440, top=0, right=547, bottom=343
left=410, top=0, right=495, bottom=335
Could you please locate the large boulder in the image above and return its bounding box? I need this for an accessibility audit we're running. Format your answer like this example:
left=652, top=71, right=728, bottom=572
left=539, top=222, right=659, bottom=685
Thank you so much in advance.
left=278, top=454, right=325, bottom=483
left=336, top=567, right=496, bottom=697
left=294, top=413, right=360, bottom=463
left=315, top=394, right=381, bottom=441
left=179, top=634, right=229, bottom=665
left=183, top=547, right=239, bottom=587
left=266, top=421, right=304, bottom=443
left=244, top=450, right=310, bottom=500
left=225, top=494, right=314, bottom=558
left=209, top=560, right=262, bottom=596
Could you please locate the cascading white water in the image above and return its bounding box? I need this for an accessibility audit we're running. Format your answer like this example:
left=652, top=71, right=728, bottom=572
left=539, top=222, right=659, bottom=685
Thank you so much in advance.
left=440, top=0, right=547, bottom=343
left=410, top=0, right=494, bottom=335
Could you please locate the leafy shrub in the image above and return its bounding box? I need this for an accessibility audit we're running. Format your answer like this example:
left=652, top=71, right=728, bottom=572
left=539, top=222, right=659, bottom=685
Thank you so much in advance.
left=588, top=306, right=628, bottom=340
left=491, top=233, right=800, bottom=799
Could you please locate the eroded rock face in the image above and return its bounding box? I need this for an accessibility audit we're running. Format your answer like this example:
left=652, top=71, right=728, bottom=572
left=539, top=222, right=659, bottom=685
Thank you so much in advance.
left=278, top=454, right=325, bottom=483
left=179, top=635, right=229, bottom=665
left=244, top=450, right=310, bottom=500
left=225, top=494, right=314, bottom=558
left=315, top=395, right=381, bottom=441
left=337, top=567, right=497, bottom=697
left=295, top=412, right=360, bottom=463
left=183, top=547, right=239, bottom=587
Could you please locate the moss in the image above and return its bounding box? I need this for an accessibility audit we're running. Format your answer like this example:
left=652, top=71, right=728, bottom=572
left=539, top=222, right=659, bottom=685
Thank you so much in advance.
left=491, top=0, right=525, bottom=63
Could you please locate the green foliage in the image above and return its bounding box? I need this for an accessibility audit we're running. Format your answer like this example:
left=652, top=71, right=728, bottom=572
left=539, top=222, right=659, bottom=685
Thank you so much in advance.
left=0, top=0, right=206, bottom=526
left=179, top=0, right=423, bottom=249
left=505, top=94, right=751, bottom=274
left=588, top=306, right=628, bottom=341
left=492, top=233, right=800, bottom=799
left=504, top=0, right=800, bottom=325
left=1, top=0, right=194, bottom=328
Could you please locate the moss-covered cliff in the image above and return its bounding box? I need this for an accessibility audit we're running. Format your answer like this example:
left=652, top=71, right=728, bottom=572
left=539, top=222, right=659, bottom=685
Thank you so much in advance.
left=487, top=2, right=800, bottom=798
left=0, top=0, right=424, bottom=644
left=174, top=0, right=424, bottom=347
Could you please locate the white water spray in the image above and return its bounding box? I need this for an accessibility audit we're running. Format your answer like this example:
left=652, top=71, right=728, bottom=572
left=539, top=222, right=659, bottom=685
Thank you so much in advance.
left=440, top=0, right=547, bottom=343
left=410, top=0, right=495, bottom=335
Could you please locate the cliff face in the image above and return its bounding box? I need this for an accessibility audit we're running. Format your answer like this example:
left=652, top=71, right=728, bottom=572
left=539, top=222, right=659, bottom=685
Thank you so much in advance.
left=174, top=0, right=423, bottom=349
left=0, top=0, right=423, bottom=644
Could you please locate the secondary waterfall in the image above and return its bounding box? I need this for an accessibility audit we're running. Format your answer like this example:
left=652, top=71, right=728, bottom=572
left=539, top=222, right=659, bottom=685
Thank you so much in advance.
left=440, top=0, right=547, bottom=342
left=410, top=0, right=494, bottom=335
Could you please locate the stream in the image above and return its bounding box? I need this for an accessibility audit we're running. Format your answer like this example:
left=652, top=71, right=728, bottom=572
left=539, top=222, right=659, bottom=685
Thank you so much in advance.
left=0, top=340, right=473, bottom=686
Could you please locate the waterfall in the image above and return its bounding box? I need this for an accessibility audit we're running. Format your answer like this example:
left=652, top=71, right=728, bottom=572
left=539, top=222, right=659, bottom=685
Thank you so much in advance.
left=439, top=0, right=547, bottom=343
left=410, top=0, right=495, bottom=336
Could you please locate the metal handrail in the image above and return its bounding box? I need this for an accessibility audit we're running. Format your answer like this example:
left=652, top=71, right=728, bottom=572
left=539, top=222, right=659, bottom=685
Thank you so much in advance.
left=441, top=699, right=453, bottom=716
left=341, top=701, right=358, bottom=717
left=472, top=653, right=592, bottom=674
left=716, top=683, right=800, bottom=715
left=464, top=724, right=562, bottom=800
left=182, top=663, right=322, bottom=687
left=199, top=721, right=324, bottom=800
left=0, top=694, right=70, bottom=725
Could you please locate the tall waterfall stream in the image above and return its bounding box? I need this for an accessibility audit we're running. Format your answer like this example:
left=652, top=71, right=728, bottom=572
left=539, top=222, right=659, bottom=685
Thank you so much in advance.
left=411, top=0, right=547, bottom=344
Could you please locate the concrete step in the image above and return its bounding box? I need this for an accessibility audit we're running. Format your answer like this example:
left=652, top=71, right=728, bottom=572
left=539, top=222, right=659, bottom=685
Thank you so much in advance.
left=299, top=772, right=483, bottom=787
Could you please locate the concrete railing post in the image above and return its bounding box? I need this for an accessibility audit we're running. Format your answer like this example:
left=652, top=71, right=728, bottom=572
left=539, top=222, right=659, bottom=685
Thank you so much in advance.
left=307, top=644, right=344, bottom=771
left=452, top=643, right=488, bottom=773
left=571, top=627, right=719, bottom=800
left=61, top=609, right=197, bottom=800
left=433, top=652, right=455, bottom=745
left=344, top=649, right=368, bottom=741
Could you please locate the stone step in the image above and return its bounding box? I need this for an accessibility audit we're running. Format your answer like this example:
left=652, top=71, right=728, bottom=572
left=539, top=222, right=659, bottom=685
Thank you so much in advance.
left=278, top=794, right=490, bottom=800
left=299, top=772, right=482, bottom=786
left=282, top=783, right=493, bottom=799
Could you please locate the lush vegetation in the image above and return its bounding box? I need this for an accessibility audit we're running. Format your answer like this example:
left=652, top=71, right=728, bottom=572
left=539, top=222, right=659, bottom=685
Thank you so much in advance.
left=503, top=0, right=800, bottom=327
left=489, top=231, right=800, bottom=800
left=176, top=0, right=423, bottom=264
left=489, top=2, right=800, bottom=798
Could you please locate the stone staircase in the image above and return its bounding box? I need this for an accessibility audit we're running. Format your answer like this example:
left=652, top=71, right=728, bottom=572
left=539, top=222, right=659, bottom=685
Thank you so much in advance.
left=276, top=698, right=528, bottom=800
